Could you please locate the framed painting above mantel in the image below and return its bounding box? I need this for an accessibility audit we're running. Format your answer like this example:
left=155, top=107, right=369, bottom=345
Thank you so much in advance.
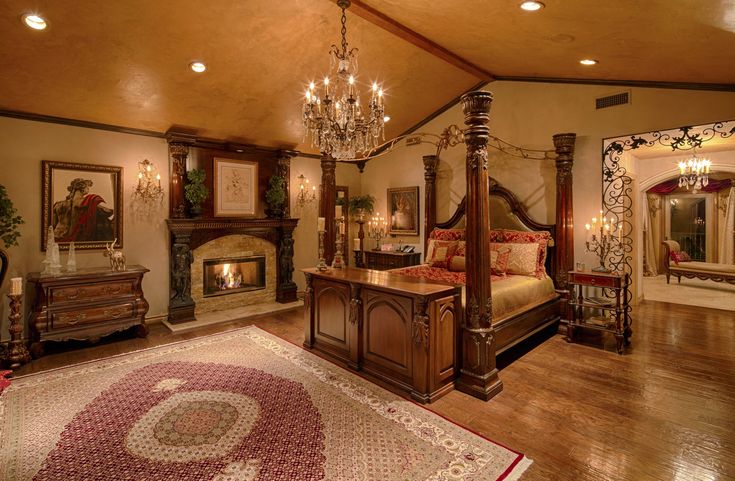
left=213, top=158, right=258, bottom=217
left=41, top=160, right=123, bottom=251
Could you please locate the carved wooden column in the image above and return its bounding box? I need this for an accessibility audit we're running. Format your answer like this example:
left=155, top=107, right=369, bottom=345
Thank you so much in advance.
left=169, top=143, right=189, bottom=219
left=553, top=133, right=576, bottom=291
left=423, top=154, right=438, bottom=255
left=276, top=225, right=298, bottom=303
left=455, top=91, right=503, bottom=401
left=277, top=150, right=297, bottom=218
left=319, top=154, right=337, bottom=264
left=168, top=228, right=195, bottom=323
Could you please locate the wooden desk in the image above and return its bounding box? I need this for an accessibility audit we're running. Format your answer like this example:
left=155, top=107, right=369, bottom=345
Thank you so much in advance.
left=26, top=266, right=150, bottom=357
left=303, top=267, right=460, bottom=403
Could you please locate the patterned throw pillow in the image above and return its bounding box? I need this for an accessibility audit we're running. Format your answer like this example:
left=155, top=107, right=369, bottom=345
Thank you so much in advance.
left=455, top=241, right=466, bottom=256
left=429, top=228, right=465, bottom=241
left=489, top=245, right=512, bottom=276
left=499, top=230, right=551, bottom=277
left=670, top=251, right=692, bottom=264
left=447, top=255, right=466, bottom=272
left=491, top=242, right=539, bottom=276
left=426, top=240, right=459, bottom=268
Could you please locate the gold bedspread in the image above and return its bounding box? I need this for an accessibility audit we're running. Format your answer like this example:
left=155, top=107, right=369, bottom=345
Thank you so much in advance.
left=481, top=275, right=557, bottom=323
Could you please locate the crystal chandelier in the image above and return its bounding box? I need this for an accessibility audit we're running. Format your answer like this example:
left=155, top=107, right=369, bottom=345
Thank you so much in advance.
left=678, top=150, right=711, bottom=192
left=302, top=0, right=386, bottom=160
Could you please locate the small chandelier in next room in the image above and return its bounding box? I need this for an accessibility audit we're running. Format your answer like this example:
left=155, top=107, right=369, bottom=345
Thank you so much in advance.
left=302, top=0, right=387, bottom=160
left=678, top=150, right=712, bottom=192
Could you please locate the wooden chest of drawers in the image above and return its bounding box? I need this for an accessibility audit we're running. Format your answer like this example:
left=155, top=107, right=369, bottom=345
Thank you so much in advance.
left=26, top=265, right=150, bottom=357
left=364, top=250, right=422, bottom=270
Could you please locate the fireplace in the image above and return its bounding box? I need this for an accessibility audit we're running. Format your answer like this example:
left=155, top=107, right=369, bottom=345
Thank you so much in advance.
left=203, top=255, right=266, bottom=297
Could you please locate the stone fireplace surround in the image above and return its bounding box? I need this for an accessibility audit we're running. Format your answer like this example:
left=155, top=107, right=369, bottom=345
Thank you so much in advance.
left=166, top=218, right=298, bottom=324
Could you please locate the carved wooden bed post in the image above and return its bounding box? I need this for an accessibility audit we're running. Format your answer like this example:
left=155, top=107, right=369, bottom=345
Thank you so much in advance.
left=319, top=153, right=337, bottom=264
left=423, top=154, right=438, bottom=254
left=455, top=91, right=503, bottom=401
left=553, top=133, right=576, bottom=297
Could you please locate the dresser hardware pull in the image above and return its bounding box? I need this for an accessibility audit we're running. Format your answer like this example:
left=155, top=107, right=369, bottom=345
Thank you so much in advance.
left=60, top=313, right=87, bottom=325
left=104, top=308, right=126, bottom=319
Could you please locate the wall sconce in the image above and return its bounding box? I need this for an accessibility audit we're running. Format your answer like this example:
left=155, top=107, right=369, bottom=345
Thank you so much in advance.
left=132, top=159, right=164, bottom=206
left=295, top=174, right=317, bottom=209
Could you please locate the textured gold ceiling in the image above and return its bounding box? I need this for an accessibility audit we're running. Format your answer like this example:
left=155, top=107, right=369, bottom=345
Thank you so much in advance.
left=1, top=0, right=733, bottom=152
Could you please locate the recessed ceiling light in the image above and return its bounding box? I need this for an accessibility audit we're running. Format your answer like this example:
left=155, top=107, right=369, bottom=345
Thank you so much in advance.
left=520, top=1, right=544, bottom=11
left=190, top=61, right=206, bottom=73
left=383, top=115, right=391, bottom=122
left=22, top=13, right=47, bottom=30
left=579, top=59, right=598, bottom=66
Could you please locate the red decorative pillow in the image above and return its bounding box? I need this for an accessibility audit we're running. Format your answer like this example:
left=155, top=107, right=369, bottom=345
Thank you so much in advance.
left=427, top=240, right=458, bottom=268
left=429, top=228, right=465, bottom=241
left=670, top=251, right=692, bottom=264
left=455, top=241, right=466, bottom=256
left=489, top=244, right=512, bottom=276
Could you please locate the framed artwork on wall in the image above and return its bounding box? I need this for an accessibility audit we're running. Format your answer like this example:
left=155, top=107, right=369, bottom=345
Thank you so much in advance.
left=388, top=186, right=420, bottom=236
left=41, top=160, right=123, bottom=251
left=213, top=158, right=258, bottom=217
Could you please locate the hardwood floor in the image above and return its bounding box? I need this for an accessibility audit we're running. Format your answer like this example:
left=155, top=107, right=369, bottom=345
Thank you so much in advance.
left=11, top=300, right=735, bottom=481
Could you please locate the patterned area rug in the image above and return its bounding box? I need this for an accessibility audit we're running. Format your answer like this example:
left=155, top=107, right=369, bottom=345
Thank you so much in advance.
left=0, top=326, right=531, bottom=481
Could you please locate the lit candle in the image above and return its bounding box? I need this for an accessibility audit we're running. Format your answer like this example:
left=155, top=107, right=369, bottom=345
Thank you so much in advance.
left=372, top=81, right=378, bottom=99
left=354, top=238, right=360, bottom=251
left=317, top=217, right=325, bottom=232
left=156, top=173, right=161, bottom=187
left=339, top=222, right=345, bottom=235
left=378, top=88, right=383, bottom=105
left=585, top=223, right=591, bottom=241
left=10, top=277, right=22, bottom=296
left=348, top=75, right=355, bottom=96
left=335, top=205, right=342, bottom=218
left=324, top=77, right=330, bottom=97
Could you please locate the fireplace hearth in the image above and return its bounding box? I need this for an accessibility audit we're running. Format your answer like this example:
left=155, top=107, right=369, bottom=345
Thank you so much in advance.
left=203, top=255, right=266, bottom=297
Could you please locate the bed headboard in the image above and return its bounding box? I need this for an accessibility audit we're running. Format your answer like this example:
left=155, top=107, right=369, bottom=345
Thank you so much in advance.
left=434, top=178, right=558, bottom=281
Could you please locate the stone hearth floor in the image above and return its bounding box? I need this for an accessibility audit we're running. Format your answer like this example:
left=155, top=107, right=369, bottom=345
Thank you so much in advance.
left=162, top=299, right=304, bottom=333
left=642, top=274, right=735, bottom=311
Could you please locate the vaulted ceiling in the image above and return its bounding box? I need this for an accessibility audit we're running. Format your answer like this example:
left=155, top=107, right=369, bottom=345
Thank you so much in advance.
left=1, top=0, right=734, bottom=154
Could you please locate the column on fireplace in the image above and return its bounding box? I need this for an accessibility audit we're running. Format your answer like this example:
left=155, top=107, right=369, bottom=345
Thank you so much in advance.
left=276, top=224, right=298, bottom=303
left=168, top=143, right=189, bottom=219
left=169, top=230, right=195, bottom=323
left=319, top=154, right=337, bottom=264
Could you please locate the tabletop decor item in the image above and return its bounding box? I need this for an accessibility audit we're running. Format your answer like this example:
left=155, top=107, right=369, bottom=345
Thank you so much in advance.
left=264, top=175, right=286, bottom=218
left=104, top=238, right=126, bottom=271
left=368, top=213, right=387, bottom=250
left=316, top=217, right=328, bottom=271
left=4, top=286, right=31, bottom=371
left=584, top=210, right=623, bottom=272
left=332, top=216, right=345, bottom=269
left=41, top=226, right=62, bottom=276
left=66, top=242, right=77, bottom=273
left=184, top=168, right=209, bottom=217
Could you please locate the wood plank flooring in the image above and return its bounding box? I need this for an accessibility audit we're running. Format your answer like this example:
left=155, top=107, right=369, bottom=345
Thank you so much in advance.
left=12, top=300, right=735, bottom=481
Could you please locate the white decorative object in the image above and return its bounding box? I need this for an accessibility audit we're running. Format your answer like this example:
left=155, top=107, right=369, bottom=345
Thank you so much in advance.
left=42, top=226, right=62, bottom=276
left=10, top=277, right=22, bottom=295
left=66, top=242, right=77, bottom=273
left=104, top=238, right=126, bottom=271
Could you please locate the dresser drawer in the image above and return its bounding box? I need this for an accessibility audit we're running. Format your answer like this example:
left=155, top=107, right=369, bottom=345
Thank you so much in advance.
left=50, top=281, right=134, bottom=304
left=570, top=273, right=618, bottom=288
left=51, top=302, right=134, bottom=329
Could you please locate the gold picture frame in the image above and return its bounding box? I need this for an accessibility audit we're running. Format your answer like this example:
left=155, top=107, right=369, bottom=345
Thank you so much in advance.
left=388, top=186, right=420, bottom=236
left=213, top=158, right=258, bottom=217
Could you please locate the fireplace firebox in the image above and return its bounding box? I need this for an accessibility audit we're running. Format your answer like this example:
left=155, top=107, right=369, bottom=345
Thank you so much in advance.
left=203, top=255, right=266, bottom=297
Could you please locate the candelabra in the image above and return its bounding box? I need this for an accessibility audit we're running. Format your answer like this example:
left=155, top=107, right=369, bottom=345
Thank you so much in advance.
left=584, top=211, right=624, bottom=272
left=132, top=159, right=164, bottom=205
left=5, top=294, right=31, bottom=370
left=332, top=217, right=345, bottom=268
left=295, top=174, right=317, bottom=209
left=354, top=217, right=366, bottom=267
left=317, top=230, right=329, bottom=271
left=368, top=213, right=387, bottom=250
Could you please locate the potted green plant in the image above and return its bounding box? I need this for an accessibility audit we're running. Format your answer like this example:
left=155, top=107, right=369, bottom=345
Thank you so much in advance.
left=184, top=169, right=209, bottom=217
left=0, top=184, right=24, bottom=287
left=265, top=175, right=286, bottom=218
left=348, top=194, right=375, bottom=221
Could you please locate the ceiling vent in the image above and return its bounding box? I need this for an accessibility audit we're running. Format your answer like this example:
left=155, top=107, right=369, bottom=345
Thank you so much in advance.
left=596, top=91, right=630, bottom=109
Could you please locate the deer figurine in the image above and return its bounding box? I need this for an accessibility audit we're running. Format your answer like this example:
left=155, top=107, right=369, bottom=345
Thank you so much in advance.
left=104, top=238, right=126, bottom=271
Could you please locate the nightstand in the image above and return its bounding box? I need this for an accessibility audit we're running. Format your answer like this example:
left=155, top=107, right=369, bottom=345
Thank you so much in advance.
left=364, top=250, right=422, bottom=270
left=567, top=270, right=631, bottom=354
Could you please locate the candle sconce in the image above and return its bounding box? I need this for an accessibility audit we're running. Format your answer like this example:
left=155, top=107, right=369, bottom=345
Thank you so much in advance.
left=132, top=159, right=164, bottom=208
left=584, top=210, right=624, bottom=272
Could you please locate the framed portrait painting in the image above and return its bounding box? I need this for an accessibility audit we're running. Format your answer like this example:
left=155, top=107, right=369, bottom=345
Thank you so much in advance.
left=388, top=186, right=419, bottom=236
left=213, top=158, right=258, bottom=217
left=42, top=160, right=123, bottom=251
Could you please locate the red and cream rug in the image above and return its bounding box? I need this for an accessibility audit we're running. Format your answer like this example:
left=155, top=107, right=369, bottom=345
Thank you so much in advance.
left=0, top=326, right=531, bottom=481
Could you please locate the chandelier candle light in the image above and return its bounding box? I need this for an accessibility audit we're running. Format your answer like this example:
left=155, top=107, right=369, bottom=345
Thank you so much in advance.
left=302, top=0, right=387, bottom=160
left=584, top=210, right=624, bottom=272
left=295, top=174, right=317, bottom=208
left=678, top=151, right=711, bottom=192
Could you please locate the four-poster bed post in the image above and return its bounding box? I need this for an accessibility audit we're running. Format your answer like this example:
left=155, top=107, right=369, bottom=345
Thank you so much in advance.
left=319, top=154, right=337, bottom=265
left=423, top=154, right=438, bottom=256
left=553, top=133, right=576, bottom=291
left=454, top=91, right=503, bottom=401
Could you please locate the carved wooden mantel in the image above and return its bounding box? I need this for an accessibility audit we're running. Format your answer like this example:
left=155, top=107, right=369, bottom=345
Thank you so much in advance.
left=166, top=217, right=299, bottom=324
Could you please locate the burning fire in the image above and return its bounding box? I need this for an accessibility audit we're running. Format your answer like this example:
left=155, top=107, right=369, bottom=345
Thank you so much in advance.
left=216, top=263, right=243, bottom=290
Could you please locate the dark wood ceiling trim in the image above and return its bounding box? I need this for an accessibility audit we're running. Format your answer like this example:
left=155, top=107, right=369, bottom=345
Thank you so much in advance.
left=494, top=76, right=735, bottom=92
left=0, top=109, right=166, bottom=138
left=346, top=0, right=494, bottom=81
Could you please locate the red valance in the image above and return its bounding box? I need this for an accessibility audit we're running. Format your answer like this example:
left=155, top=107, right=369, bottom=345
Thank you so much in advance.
left=647, top=178, right=732, bottom=195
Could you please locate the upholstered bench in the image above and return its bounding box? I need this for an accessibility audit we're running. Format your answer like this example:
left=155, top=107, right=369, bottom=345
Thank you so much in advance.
left=661, top=240, right=735, bottom=285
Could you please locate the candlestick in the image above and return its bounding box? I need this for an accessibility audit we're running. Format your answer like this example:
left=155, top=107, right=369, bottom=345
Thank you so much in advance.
left=4, top=294, right=31, bottom=371
left=317, top=217, right=325, bottom=232
left=10, top=277, right=22, bottom=296
left=316, top=231, right=328, bottom=271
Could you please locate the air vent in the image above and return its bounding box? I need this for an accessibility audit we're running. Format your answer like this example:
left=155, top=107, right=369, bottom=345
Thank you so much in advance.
left=596, top=91, right=630, bottom=109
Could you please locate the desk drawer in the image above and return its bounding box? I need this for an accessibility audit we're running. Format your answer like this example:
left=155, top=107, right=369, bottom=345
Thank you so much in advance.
left=51, top=281, right=134, bottom=303
left=52, top=302, right=134, bottom=329
left=571, top=273, right=618, bottom=288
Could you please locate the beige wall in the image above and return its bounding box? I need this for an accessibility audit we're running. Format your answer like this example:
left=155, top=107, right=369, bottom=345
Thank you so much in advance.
left=0, top=117, right=361, bottom=340
left=361, top=81, right=735, bottom=269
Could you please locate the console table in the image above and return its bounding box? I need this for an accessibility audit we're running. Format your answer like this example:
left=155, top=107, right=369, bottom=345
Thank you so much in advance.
left=303, top=267, right=460, bottom=403
left=26, top=265, right=150, bottom=357
left=567, top=270, right=631, bottom=354
left=364, top=250, right=422, bottom=271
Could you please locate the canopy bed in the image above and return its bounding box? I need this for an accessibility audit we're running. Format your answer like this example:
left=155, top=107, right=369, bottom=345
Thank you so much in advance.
left=304, top=90, right=576, bottom=402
